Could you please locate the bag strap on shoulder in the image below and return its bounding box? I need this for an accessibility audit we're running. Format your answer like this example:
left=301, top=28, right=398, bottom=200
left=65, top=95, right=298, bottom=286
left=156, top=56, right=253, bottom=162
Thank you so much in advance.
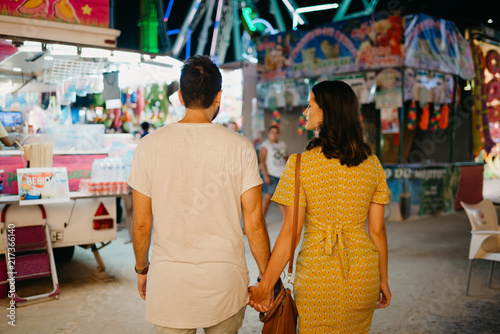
left=287, top=153, right=301, bottom=277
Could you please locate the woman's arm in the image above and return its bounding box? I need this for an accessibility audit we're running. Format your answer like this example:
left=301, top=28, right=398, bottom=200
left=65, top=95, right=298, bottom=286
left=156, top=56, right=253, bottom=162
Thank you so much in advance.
left=249, top=205, right=305, bottom=312
left=368, top=202, right=391, bottom=309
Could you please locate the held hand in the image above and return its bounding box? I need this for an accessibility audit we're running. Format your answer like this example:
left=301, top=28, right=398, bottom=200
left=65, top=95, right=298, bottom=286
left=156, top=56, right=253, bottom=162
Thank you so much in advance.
left=137, top=274, right=147, bottom=300
left=264, top=175, right=271, bottom=185
left=376, top=281, right=391, bottom=309
left=248, top=284, right=273, bottom=313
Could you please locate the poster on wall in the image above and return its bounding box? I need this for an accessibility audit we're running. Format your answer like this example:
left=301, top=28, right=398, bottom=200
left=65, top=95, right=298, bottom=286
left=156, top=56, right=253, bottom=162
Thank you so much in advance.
left=384, top=165, right=457, bottom=215
left=375, top=68, right=402, bottom=108
left=318, top=71, right=376, bottom=104
left=256, top=14, right=404, bottom=80
left=404, top=14, right=474, bottom=80
left=479, top=42, right=500, bottom=144
left=17, top=167, right=70, bottom=206
left=0, top=0, right=109, bottom=27
left=257, top=79, right=310, bottom=114
left=381, top=108, right=400, bottom=134
left=403, top=68, right=454, bottom=104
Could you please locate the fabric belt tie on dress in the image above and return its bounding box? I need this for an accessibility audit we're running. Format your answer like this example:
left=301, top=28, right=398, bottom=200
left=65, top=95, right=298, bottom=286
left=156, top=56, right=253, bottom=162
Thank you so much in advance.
left=317, top=223, right=364, bottom=279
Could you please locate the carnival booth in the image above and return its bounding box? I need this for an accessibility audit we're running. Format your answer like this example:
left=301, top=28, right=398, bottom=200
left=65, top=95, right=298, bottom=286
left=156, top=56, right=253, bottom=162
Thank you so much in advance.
left=0, top=36, right=183, bottom=301
left=255, top=13, right=482, bottom=218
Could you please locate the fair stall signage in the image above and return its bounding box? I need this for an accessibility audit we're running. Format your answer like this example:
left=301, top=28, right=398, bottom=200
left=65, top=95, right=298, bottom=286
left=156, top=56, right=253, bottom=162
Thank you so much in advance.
left=0, top=0, right=109, bottom=27
left=17, top=167, right=70, bottom=205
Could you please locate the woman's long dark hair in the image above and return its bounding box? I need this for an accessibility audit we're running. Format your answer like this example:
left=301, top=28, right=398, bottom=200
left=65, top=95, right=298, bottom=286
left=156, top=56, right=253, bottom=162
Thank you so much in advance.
left=306, top=80, right=372, bottom=166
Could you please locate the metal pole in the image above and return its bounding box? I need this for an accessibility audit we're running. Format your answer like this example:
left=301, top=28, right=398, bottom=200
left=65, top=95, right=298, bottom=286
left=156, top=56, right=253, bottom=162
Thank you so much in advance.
left=399, top=67, right=405, bottom=163
left=172, top=0, right=201, bottom=57
left=210, top=0, right=224, bottom=56
left=232, top=0, right=242, bottom=61
left=196, top=0, right=216, bottom=55
left=270, top=0, right=286, bottom=32
left=449, top=77, right=458, bottom=163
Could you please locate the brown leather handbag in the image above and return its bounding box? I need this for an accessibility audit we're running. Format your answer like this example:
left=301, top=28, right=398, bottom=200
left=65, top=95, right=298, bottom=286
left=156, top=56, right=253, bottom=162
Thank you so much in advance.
left=259, top=154, right=302, bottom=334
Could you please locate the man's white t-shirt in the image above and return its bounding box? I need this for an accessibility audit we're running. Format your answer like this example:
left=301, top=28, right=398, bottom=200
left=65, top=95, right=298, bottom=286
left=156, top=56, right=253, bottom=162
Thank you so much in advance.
left=261, top=139, right=288, bottom=178
left=128, top=123, right=262, bottom=328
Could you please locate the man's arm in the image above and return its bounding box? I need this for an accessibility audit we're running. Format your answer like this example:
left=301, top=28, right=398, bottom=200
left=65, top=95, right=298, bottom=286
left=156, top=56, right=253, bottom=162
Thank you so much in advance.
left=259, top=147, right=270, bottom=185
left=242, top=185, right=270, bottom=277
left=132, top=189, right=153, bottom=300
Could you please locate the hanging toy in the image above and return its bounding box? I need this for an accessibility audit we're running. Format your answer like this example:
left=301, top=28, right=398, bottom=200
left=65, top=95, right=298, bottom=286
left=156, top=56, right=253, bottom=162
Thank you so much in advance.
left=419, top=103, right=429, bottom=130
left=407, top=100, right=417, bottom=130
left=439, top=104, right=449, bottom=129
left=429, top=104, right=441, bottom=131
left=271, top=110, right=281, bottom=127
left=298, top=112, right=307, bottom=135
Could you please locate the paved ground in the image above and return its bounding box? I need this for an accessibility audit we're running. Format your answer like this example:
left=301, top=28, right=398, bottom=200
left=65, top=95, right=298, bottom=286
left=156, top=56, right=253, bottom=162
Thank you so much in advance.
left=1, top=202, right=499, bottom=333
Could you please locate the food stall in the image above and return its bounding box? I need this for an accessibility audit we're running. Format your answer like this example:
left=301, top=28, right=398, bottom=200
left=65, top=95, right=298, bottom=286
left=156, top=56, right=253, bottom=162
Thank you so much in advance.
left=255, top=13, right=483, bottom=218
left=0, top=30, right=183, bottom=301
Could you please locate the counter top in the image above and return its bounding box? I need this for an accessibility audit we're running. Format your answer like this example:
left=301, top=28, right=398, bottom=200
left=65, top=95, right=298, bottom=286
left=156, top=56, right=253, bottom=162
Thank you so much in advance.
left=0, top=191, right=130, bottom=204
left=0, top=149, right=109, bottom=156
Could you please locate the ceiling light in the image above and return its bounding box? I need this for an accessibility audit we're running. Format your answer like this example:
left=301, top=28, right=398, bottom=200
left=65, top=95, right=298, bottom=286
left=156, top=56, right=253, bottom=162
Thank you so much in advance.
left=49, top=44, right=78, bottom=56
left=17, top=41, right=43, bottom=53
left=13, top=67, right=22, bottom=72
left=80, top=47, right=111, bottom=58
left=488, top=19, right=493, bottom=24
left=296, top=4, right=339, bottom=14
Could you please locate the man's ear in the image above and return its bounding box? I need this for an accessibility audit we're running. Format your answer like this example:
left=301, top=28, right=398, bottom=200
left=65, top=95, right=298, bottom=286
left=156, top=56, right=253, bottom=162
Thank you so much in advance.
left=178, top=90, right=185, bottom=106
left=213, top=90, right=223, bottom=107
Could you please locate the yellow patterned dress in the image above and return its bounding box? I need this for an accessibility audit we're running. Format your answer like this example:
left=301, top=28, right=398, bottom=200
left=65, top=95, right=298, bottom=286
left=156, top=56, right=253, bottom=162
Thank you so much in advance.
left=272, top=147, right=390, bottom=333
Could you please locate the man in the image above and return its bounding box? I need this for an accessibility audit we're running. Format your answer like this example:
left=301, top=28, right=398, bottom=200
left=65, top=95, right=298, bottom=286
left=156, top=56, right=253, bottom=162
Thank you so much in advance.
left=128, top=55, right=271, bottom=334
left=259, top=125, right=288, bottom=217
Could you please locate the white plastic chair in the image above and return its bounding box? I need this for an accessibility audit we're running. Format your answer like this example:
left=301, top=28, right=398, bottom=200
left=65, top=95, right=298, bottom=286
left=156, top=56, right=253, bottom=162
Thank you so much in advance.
left=461, top=199, right=500, bottom=296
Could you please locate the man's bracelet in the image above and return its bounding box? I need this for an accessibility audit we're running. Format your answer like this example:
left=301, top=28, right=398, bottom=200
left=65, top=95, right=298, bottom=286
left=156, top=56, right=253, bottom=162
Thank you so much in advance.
left=135, top=264, right=149, bottom=275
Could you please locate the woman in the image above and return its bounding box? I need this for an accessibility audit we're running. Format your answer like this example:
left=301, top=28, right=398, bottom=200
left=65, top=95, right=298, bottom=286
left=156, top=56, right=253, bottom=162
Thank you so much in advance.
left=249, top=81, right=391, bottom=333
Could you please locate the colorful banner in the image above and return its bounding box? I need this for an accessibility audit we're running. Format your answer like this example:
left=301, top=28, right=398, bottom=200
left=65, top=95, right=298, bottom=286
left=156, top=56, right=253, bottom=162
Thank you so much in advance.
left=0, top=154, right=106, bottom=194
left=17, top=167, right=70, bottom=205
left=404, top=14, right=474, bottom=80
left=0, top=0, right=109, bottom=27
left=257, top=14, right=404, bottom=80
left=257, top=14, right=474, bottom=82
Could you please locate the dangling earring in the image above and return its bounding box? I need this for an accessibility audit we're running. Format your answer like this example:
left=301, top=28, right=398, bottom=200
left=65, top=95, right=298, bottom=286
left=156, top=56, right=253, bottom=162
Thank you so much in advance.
left=315, top=122, right=321, bottom=132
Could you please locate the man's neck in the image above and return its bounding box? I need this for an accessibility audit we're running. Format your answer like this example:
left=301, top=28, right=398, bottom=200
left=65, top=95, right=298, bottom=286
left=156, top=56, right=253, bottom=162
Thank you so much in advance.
left=178, top=109, right=212, bottom=123
left=270, top=139, right=279, bottom=144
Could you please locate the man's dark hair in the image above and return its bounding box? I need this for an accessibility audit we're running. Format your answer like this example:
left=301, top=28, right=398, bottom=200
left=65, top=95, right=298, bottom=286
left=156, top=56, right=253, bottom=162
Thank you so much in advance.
left=267, top=125, right=279, bottom=133
left=141, top=122, right=150, bottom=132
left=180, top=55, right=222, bottom=109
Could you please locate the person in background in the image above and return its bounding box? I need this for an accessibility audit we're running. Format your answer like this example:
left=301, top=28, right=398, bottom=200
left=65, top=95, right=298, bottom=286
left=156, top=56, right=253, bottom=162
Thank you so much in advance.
left=227, top=120, right=240, bottom=133
left=249, top=81, right=391, bottom=333
left=128, top=55, right=271, bottom=334
left=140, top=122, right=151, bottom=138
left=0, top=122, right=22, bottom=148
left=259, top=125, right=288, bottom=218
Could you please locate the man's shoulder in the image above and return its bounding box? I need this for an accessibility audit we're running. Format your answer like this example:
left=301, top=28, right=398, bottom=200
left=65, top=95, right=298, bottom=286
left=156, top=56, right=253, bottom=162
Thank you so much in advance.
left=217, top=126, right=253, bottom=145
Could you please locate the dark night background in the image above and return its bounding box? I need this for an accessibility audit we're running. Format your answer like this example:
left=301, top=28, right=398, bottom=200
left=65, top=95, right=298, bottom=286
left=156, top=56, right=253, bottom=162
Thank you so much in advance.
left=115, top=0, right=500, bottom=62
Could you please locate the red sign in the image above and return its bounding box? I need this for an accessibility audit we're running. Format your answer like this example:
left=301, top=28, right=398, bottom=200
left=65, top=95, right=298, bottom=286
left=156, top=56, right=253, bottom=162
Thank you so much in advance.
left=0, top=154, right=106, bottom=194
left=0, top=0, right=109, bottom=28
